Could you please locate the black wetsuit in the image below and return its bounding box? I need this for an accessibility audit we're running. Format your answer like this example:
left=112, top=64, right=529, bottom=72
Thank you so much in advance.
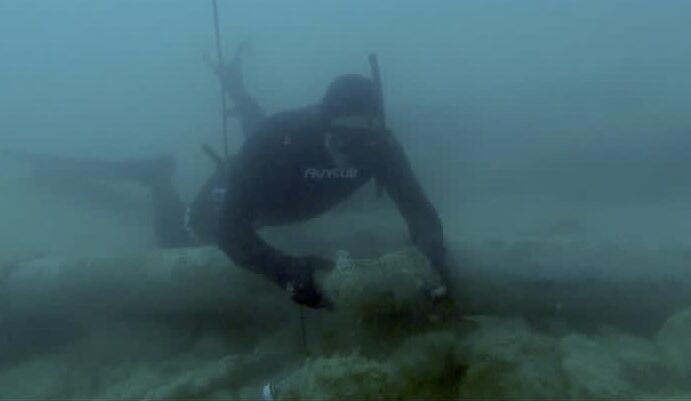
left=212, top=104, right=445, bottom=288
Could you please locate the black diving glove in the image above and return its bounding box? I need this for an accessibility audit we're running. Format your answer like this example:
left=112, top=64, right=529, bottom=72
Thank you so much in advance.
left=427, top=258, right=463, bottom=321
left=277, top=256, right=334, bottom=310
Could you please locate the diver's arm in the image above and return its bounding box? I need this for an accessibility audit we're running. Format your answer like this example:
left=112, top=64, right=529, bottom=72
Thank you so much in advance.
left=374, top=135, right=446, bottom=271
left=216, top=159, right=332, bottom=308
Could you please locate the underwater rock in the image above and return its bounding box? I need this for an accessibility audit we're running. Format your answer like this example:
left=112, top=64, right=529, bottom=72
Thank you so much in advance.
left=275, top=354, right=398, bottom=401
left=453, top=238, right=691, bottom=335
left=554, top=327, right=672, bottom=398
left=141, top=351, right=280, bottom=401
left=3, top=247, right=286, bottom=318
left=390, top=331, right=467, bottom=400
left=560, top=334, right=632, bottom=398
left=0, top=355, right=72, bottom=399
left=4, top=247, right=444, bottom=322
left=458, top=317, right=568, bottom=399
left=269, top=331, right=466, bottom=401
left=595, top=327, right=669, bottom=391
left=311, top=248, right=449, bottom=353
left=319, top=248, right=442, bottom=321
left=657, top=306, right=691, bottom=381
left=5, top=242, right=691, bottom=336
left=458, top=319, right=669, bottom=399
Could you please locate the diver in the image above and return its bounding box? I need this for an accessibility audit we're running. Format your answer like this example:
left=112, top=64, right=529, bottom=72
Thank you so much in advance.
left=210, top=63, right=448, bottom=309
left=8, top=47, right=449, bottom=310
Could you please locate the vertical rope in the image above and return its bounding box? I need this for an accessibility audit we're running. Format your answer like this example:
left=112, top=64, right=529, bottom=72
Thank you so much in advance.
left=212, top=0, right=229, bottom=159
left=369, top=54, right=386, bottom=198
left=368, top=54, right=386, bottom=123
left=299, top=306, right=309, bottom=356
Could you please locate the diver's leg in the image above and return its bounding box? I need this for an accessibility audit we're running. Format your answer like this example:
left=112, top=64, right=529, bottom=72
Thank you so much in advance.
left=9, top=151, right=195, bottom=248
left=118, top=156, right=195, bottom=248
left=120, top=156, right=195, bottom=248
left=106, top=158, right=195, bottom=248
left=9, top=152, right=177, bottom=187
left=185, top=163, right=232, bottom=244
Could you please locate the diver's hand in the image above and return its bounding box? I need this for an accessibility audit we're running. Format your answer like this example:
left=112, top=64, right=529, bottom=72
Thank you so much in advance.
left=426, top=260, right=462, bottom=321
left=420, top=238, right=449, bottom=289
left=204, top=53, right=243, bottom=91
left=288, top=279, right=333, bottom=310
left=431, top=260, right=453, bottom=299
left=280, top=256, right=334, bottom=310
left=203, top=42, right=250, bottom=93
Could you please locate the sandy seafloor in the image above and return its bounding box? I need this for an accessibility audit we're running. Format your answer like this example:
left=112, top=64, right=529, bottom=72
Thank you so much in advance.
left=3, top=172, right=691, bottom=400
